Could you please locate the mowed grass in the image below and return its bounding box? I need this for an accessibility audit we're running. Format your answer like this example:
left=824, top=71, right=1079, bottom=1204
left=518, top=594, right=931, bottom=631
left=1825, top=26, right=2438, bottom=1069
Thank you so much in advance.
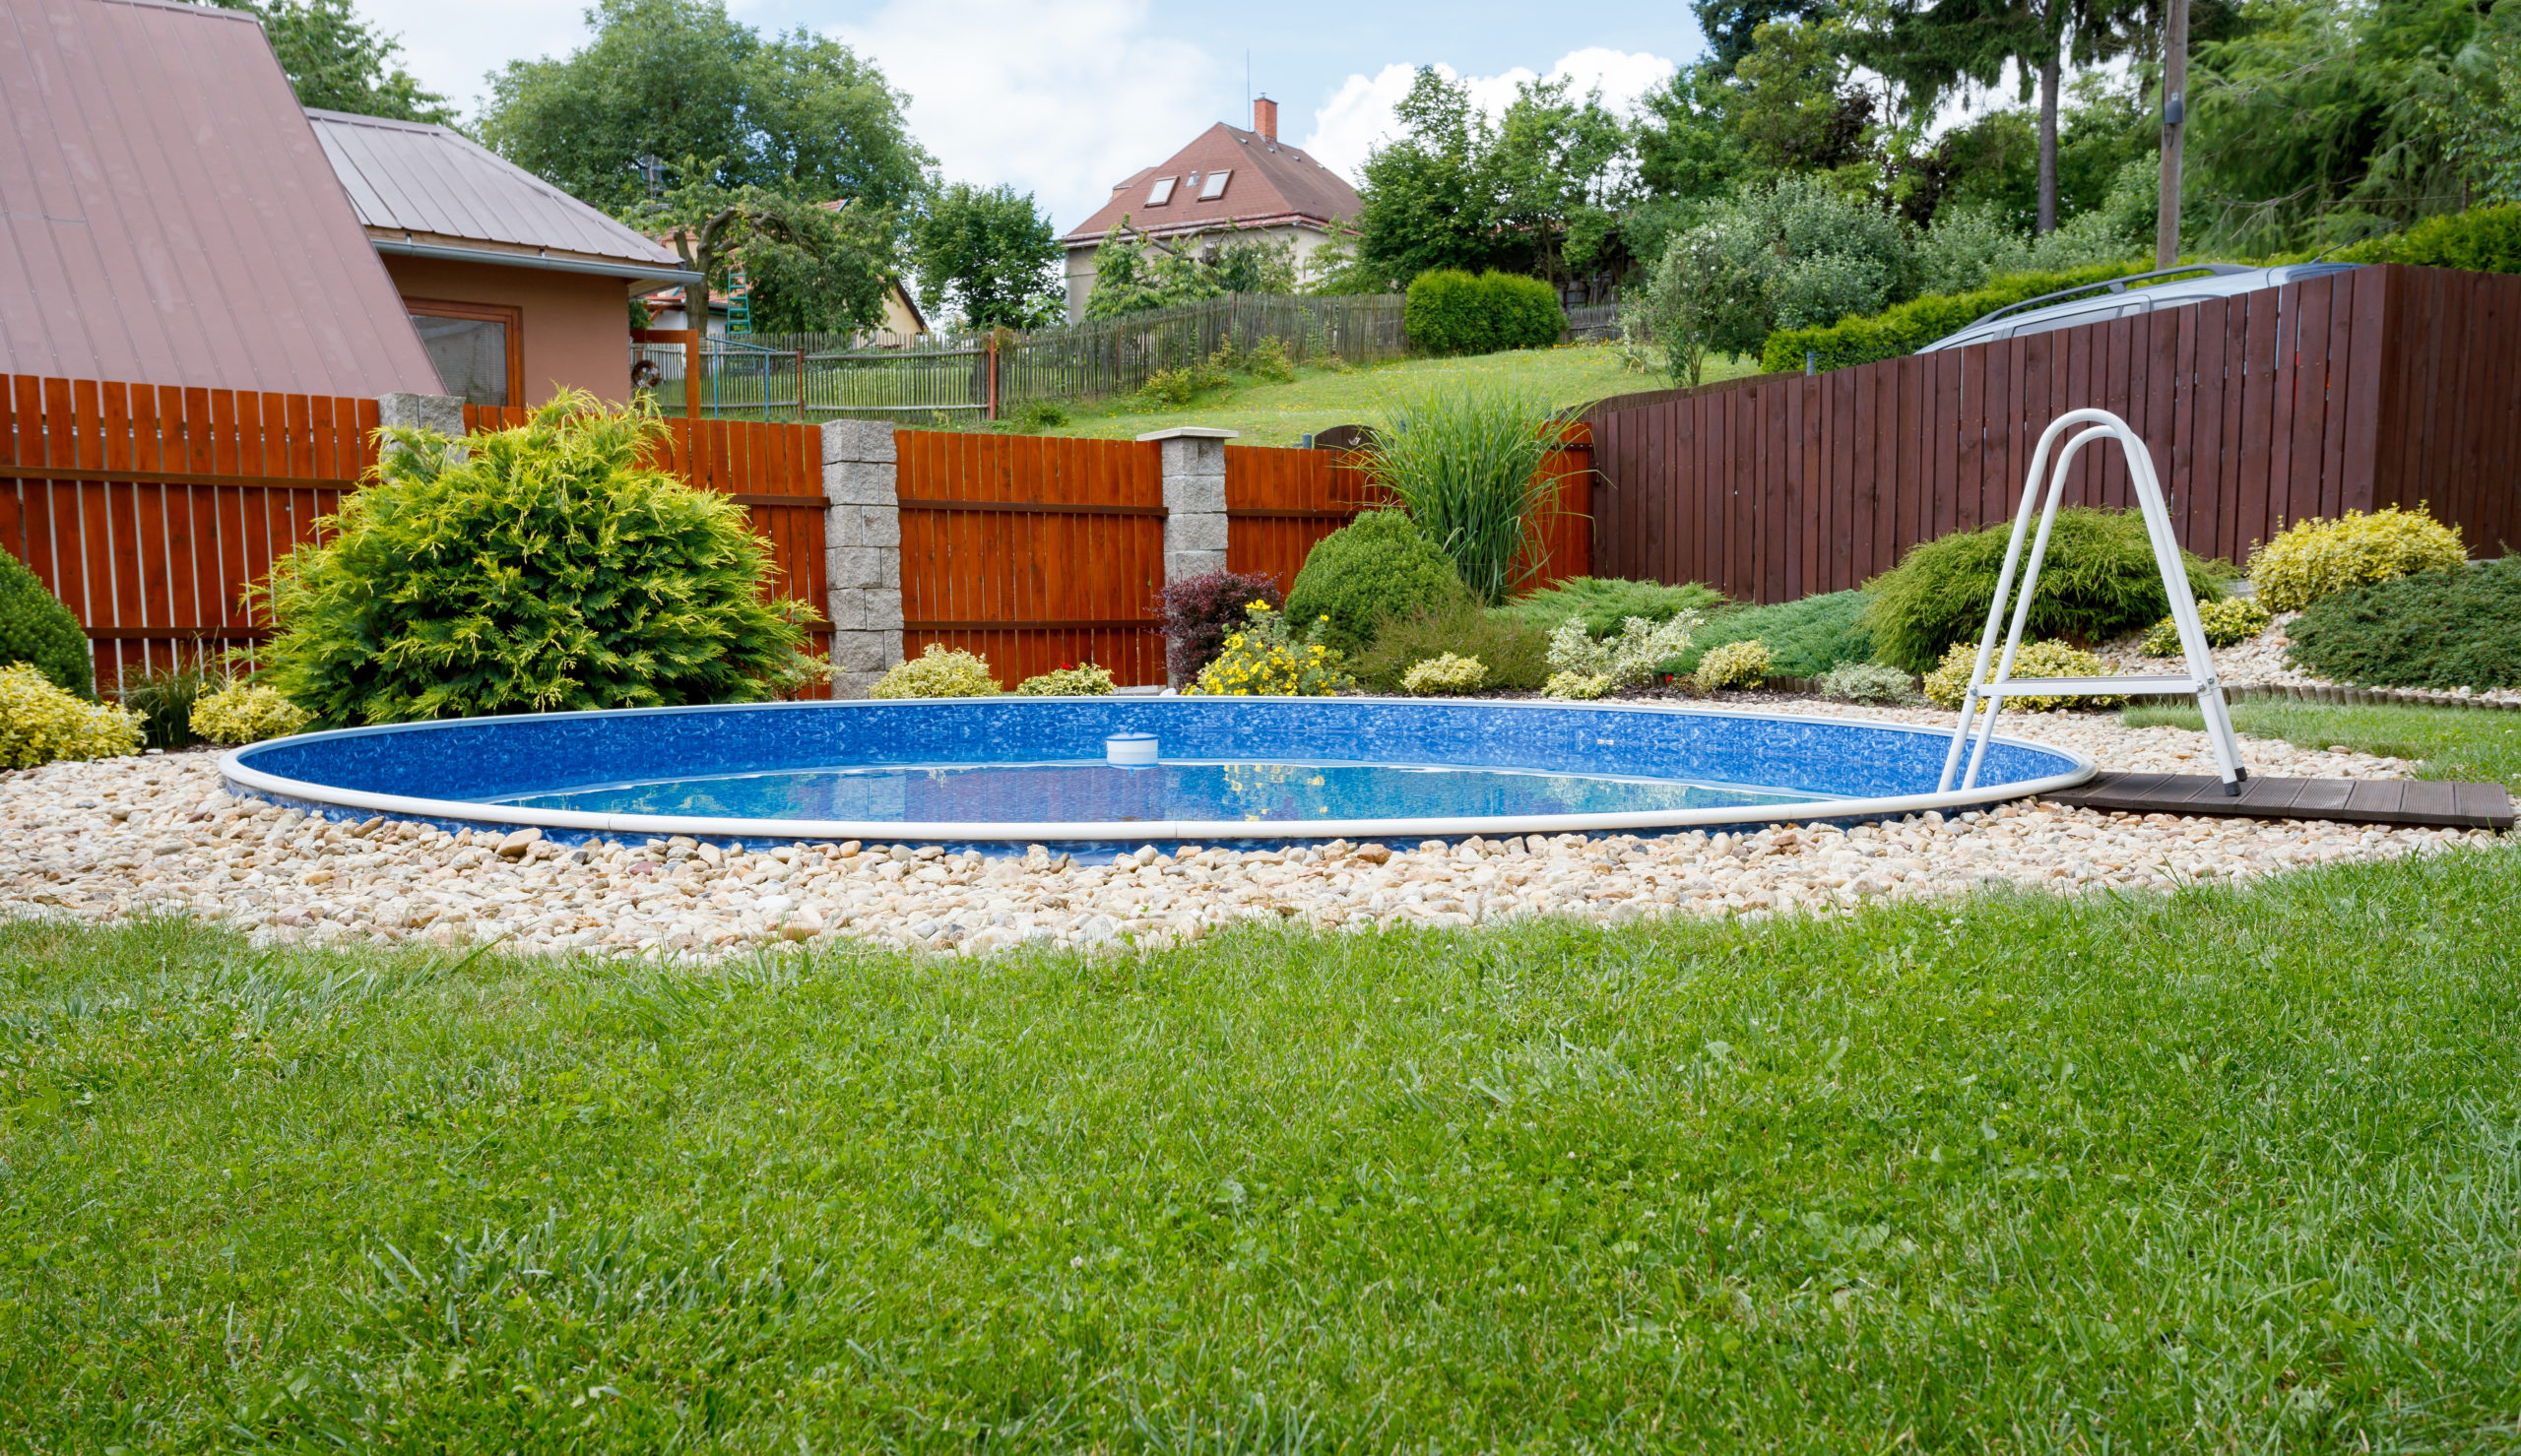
left=1036, top=344, right=1761, bottom=447
left=7, top=849, right=2521, bottom=1450
left=2126, top=698, right=2521, bottom=789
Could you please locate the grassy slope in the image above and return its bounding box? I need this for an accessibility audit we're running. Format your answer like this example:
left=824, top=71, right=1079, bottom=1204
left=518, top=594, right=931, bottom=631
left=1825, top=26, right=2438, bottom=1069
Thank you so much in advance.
left=1030, top=344, right=1761, bottom=447
left=8, top=847, right=2521, bottom=1448
left=2125, top=699, right=2521, bottom=789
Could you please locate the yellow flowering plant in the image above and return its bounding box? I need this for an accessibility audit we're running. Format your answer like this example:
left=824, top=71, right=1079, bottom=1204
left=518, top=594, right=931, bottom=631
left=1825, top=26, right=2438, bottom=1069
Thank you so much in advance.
left=1186, top=601, right=1356, bottom=696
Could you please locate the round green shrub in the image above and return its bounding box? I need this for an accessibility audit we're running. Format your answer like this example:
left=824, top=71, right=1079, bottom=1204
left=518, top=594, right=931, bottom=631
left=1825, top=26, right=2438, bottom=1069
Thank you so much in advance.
left=1866, top=509, right=2229, bottom=672
left=2285, top=558, right=2521, bottom=690
left=257, top=395, right=825, bottom=727
left=0, top=548, right=96, bottom=698
left=1284, top=511, right=1466, bottom=656
left=1403, top=270, right=1566, bottom=355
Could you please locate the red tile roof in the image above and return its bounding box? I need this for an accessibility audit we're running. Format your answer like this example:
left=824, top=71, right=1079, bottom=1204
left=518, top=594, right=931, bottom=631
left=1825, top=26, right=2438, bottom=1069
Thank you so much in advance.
left=1059, top=123, right=1363, bottom=246
left=0, top=0, right=441, bottom=395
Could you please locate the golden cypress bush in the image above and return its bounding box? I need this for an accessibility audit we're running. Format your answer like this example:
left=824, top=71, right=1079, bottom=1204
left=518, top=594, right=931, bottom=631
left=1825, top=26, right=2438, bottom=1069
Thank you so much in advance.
left=2247, top=506, right=2468, bottom=612
left=1399, top=652, right=1487, bottom=694
left=0, top=664, right=142, bottom=767
left=1013, top=663, right=1117, bottom=695
left=1691, top=638, right=1773, bottom=693
left=190, top=682, right=311, bottom=745
left=1922, top=639, right=2121, bottom=713
left=871, top=645, right=1002, bottom=698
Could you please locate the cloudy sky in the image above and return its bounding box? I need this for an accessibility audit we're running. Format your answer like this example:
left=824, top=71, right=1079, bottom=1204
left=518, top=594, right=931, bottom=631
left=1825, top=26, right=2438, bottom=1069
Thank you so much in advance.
left=350, top=0, right=1711, bottom=232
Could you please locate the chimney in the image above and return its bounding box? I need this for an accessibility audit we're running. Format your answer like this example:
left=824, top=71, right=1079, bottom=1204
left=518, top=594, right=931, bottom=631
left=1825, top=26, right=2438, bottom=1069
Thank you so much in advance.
left=1253, top=94, right=1277, bottom=144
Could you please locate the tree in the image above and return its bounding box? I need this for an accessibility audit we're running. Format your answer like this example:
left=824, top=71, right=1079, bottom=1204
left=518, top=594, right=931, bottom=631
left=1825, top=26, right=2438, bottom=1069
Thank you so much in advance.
left=478, top=0, right=929, bottom=218
left=1731, top=18, right=1884, bottom=180
left=210, top=0, right=452, bottom=122
left=1351, top=68, right=1512, bottom=287
left=637, top=173, right=896, bottom=334
left=1634, top=64, right=1752, bottom=202
left=1081, top=221, right=1298, bottom=320
left=1489, top=77, right=1638, bottom=290
left=909, top=184, right=1064, bottom=331
left=1694, top=0, right=1836, bottom=71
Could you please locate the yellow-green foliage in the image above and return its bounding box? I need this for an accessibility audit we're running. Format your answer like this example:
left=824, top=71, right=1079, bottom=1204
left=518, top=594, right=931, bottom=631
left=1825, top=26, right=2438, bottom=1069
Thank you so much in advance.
left=1691, top=638, right=1773, bottom=693
left=1014, top=663, right=1118, bottom=695
left=189, top=682, right=310, bottom=745
left=1543, top=612, right=1702, bottom=700
left=1923, top=639, right=2122, bottom=713
left=2141, top=597, right=2274, bottom=657
left=0, top=664, right=142, bottom=767
left=1187, top=602, right=1354, bottom=696
left=871, top=645, right=1002, bottom=698
left=1400, top=652, right=1487, bottom=695
left=2248, top=506, right=2467, bottom=612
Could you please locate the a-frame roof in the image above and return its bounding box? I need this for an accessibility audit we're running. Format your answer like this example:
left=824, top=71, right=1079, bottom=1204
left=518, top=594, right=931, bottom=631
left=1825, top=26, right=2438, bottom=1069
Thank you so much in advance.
left=1059, top=123, right=1362, bottom=247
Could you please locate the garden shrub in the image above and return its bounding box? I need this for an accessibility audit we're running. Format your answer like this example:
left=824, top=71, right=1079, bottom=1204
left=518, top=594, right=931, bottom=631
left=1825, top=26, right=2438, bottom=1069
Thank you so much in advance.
left=0, top=548, right=95, bottom=698
left=1361, top=381, right=1563, bottom=603
left=116, top=661, right=214, bottom=749
left=1158, top=568, right=1285, bottom=682
left=1186, top=602, right=1353, bottom=696
left=2329, top=205, right=2521, bottom=274
left=2246, top=505, right=2467, bottom=612
left=0, top=663, right=141, bottom=767
left=1284, top=511, right=1466, bottom=655
left=2284, top=557, right=2521, bottom=690
left=1922, top=638, right=2122, bottom=713
left=1404, top=270, right=1565, bottom=355
left=1816, top=661, right=1915, bottom=703
left=2140, top=597, right=2273, bottom=656
left=1001, top=401, right=1069, bottom=432
left=257, top=395, right=824, bottom=727
left=1691, top=638, right=1773, bottom=693
left=1353, top=600, right=1552, bottom=692
left=1867, top=509, right=2230, bottom=671
left=1247, top=336, right=1297, bottom=383
left=872, top=645, right=1002, bottom=698
left=1400, top=652, right=1487, bottom=695
left=1762, top=261, right=2152, bottom=373
left=1668, top=590, right=1875, bottom=678
left=1499, top=577, right=1723, bottom=638
left=190, top=681, right=310, bottom=745
left=1543, top=613, right=1703, bottom=700
left=1013, top=662, right=1116, bottom=695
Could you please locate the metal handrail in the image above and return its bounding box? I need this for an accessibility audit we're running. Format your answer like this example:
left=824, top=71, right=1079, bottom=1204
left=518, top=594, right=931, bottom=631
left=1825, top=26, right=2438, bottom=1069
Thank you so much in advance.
left=1955, top=263, right=2256, bottom=333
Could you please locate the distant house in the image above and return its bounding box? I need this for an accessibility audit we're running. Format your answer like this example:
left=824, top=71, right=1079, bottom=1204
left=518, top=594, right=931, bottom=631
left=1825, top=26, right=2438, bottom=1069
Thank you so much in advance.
left=307, top=110, right=700, bottom=409
left=1056, top=97, right=1364, bottom=322
left=639, top=276, right=931, bottom=346
left=0, top=0, right=441, bottom=397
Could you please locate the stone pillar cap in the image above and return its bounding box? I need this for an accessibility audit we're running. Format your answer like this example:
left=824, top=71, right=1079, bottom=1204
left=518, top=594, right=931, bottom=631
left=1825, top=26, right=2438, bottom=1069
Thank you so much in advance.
left=1134, top=426, right=1240, bottom=442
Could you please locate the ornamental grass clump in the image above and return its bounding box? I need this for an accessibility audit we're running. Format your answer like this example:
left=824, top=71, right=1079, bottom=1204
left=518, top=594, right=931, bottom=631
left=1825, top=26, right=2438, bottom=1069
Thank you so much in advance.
left=2140, top=596, right=2273, bottom=656
left=1014, top=662, right=1117, bottom=695
left=189, top=681, right=310, bottom=744
left=1691, top=638, right=1773, bottom=693
left=1543, top=612, right=1702, bottom=700
left=1187, top=602, right=1354, bottom=696
left=872, top=645, right=1002, bottom=698
left=116, top=660, right=215, bottom=749
left=1922, top=638, right=2121, bottom=713
left=1361, top=382, right=1566, bottom=605
left=1400, top=652, right=1487, bottom=695
left=256, top=395, right=825, bottom=727
left=0, top=663, right=141, bottom=767
left=2247, top=506, right=2467, bottom=612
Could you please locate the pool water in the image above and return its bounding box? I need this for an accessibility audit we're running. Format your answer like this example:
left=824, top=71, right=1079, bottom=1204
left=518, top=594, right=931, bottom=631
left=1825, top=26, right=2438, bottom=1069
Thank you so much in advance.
left=486, top=759, right=1832, bottom=824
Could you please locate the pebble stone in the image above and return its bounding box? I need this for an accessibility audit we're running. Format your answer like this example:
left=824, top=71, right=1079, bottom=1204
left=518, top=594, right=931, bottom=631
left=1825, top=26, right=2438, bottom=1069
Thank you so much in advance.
left=0, top=701, right=2496, bottom=961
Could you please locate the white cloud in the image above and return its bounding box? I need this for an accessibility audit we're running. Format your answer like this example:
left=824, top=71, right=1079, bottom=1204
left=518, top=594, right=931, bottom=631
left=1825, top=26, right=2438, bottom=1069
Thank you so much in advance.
left=1297, top=47, right=1679, bottom=181
left=831, top=0, right=1225, bottom=235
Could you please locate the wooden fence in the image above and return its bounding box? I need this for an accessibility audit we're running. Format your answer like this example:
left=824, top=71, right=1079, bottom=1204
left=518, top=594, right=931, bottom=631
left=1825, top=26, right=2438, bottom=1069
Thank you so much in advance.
left=1587, top=264, right=2521, bottom=601
left=1, top=376, right=378, bottom=692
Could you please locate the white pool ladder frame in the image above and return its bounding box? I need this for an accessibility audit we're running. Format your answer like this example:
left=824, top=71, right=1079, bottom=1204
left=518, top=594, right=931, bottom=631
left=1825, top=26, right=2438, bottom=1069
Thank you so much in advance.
left=1938, top=408, right=2246, bottom=794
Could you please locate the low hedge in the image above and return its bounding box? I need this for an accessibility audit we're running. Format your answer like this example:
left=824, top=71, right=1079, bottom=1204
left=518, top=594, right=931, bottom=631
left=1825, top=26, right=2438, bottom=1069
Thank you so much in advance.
left=1404, top=270, right=1566, bottom=356
left=2326, top=205, right=2521, bottom=275
left=1760, top=260, right=2153, bottom=373
left=2285, top=558, right=2521, bottom=690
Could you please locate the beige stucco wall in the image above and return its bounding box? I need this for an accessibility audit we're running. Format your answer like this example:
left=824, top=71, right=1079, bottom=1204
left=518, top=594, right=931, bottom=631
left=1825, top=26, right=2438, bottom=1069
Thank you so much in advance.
left=381, top=254, right=634, bottom=406
left=1061, top=223, right=1338, bottom=322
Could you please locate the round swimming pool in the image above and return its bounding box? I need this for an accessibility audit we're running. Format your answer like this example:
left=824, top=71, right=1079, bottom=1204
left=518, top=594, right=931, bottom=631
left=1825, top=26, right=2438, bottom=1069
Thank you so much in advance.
left=219, top=697, right=2093, bottom=850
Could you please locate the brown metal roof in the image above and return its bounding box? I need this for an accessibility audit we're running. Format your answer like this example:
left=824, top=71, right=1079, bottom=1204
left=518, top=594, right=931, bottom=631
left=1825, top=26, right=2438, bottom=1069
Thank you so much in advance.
left=308, top=108, right=687, bottom=277
left=0, top=0, right=440, bottom=395
left=1060, top=123, right=1364, bottom=247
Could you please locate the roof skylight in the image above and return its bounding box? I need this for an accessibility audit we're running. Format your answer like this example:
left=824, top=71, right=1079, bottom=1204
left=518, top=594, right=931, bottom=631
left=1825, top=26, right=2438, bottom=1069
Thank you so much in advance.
left=1198, top=169, right=1229, bottom=200
left=1146, top=176, right=1176, bottom=205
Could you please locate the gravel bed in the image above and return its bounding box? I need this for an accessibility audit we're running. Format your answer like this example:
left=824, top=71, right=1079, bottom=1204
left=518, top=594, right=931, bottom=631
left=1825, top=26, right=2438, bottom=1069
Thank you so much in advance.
left=2096, top=615, right=2521, bottom=707
left=0, top=703, right=2493, bottom=960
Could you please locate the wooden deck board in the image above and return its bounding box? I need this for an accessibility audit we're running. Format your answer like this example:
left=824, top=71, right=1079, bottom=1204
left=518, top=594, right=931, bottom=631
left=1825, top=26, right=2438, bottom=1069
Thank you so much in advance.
left=2046, top=773, right=2512, bottom=829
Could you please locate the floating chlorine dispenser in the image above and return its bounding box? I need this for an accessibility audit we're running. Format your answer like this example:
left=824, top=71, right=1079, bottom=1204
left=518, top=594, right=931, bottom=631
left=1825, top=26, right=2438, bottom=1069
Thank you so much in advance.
left=1105, top=731, right=1159, bottom=768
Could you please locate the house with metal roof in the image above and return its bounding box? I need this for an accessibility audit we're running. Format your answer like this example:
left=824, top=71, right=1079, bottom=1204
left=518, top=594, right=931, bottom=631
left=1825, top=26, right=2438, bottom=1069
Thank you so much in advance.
left=0, top=0, right=441, bottom=398
left=306, top=109, right=700, bottom=408
left=1056, top=97, right=1363, bottom=322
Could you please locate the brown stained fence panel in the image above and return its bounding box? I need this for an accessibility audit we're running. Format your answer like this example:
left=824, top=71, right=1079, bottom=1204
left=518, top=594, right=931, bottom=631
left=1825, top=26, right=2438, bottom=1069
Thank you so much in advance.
left=1585, top=267, right=2516, bottom=601
left=894, top=430, right=1167, bottom=687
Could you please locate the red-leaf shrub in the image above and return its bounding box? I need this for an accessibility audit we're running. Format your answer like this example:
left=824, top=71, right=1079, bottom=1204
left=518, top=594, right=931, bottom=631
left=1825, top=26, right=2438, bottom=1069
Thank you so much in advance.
left=1158, top=569, right=1284, bottom=682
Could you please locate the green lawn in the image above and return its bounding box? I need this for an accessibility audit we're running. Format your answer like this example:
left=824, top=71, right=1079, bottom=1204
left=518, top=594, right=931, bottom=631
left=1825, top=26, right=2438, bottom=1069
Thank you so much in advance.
left=2125, top=699, right=2521, bottom=789
left=9, top=845, right=2521, bottom=1448
left=1028, top=344, right=1761, bottom=447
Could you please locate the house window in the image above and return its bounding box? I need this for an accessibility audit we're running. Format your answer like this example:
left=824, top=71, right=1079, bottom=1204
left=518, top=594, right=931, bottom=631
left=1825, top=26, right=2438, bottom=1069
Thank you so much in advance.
left=1146, top=176, right=1177, bottom=205
left=406, top=298, right=523, bottom=408
left=1199, top=169, right=1230, bottom=200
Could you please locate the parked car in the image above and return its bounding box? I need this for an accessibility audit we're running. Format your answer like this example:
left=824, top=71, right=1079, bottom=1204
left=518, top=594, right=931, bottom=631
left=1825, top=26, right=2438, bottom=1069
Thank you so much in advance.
left=1917, top=262, right=2364, bottom=352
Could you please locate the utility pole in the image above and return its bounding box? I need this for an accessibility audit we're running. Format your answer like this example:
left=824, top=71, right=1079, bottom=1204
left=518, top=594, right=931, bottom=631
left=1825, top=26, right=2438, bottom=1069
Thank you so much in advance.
left=2156, top=0, right=2189, bottom=269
